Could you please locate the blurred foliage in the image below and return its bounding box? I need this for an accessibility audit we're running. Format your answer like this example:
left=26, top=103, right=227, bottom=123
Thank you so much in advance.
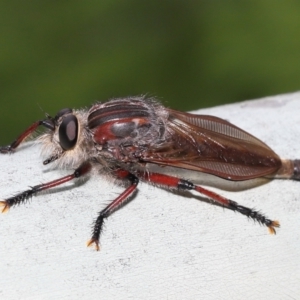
left=1, top=1, right=300, bottom=144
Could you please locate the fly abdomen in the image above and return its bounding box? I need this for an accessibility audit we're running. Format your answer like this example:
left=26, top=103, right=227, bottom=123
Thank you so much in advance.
left=292, top=159, right=300, bottom=180
left=270, top=159, right=300, bottom=180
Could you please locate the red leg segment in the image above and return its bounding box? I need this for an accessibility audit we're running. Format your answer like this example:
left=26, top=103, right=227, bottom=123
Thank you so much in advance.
left=87, top=171, right=139, bottom=251
left=0, top=120, right=54, bottom=153
left=0, top=162, right=92, bottom=213
left=138, top=171, right=280, bottom=234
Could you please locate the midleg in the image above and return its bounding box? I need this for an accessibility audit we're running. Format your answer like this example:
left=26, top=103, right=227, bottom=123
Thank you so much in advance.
left=87, top=170, right=139, bottom=251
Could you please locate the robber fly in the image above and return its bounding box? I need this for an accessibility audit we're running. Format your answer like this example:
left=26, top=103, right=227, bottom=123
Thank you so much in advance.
left=1, top=96, right=299, bottom=250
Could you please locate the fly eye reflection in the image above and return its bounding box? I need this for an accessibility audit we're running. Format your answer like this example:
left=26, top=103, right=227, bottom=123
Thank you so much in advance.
left=59, top=114, right=78, bottom=150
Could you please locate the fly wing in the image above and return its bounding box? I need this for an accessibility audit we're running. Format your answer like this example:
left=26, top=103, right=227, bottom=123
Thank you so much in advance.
left=141, top=109, right=282, bottom=180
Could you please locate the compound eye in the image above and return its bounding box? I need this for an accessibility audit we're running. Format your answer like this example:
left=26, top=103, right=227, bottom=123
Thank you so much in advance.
left=55, top=108, right=73, bottom=121
left=59, top=115, right=78, bottom=150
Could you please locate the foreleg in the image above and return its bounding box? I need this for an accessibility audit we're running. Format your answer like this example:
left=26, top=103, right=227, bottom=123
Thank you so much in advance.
left=0, top=162, right=92, bottom=212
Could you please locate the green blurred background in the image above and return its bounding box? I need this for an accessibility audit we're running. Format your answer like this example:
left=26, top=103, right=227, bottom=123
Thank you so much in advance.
left=1, top=1, right=300, bottom=144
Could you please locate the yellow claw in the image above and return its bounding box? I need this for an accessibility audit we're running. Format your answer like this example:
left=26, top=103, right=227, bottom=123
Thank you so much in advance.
left=0, top=201, right=10, bottom=213
left=87, top=239, right=100, bottom=251
left=268, top=220, right=280, bottom=234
